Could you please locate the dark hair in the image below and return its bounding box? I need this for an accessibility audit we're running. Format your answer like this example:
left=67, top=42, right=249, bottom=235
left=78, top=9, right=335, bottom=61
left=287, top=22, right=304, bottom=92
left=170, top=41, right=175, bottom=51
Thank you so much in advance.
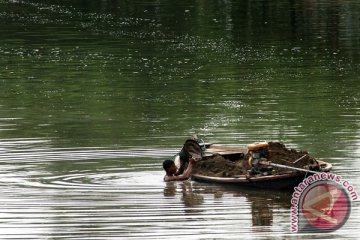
left=163, top=159, right=174, bottom=171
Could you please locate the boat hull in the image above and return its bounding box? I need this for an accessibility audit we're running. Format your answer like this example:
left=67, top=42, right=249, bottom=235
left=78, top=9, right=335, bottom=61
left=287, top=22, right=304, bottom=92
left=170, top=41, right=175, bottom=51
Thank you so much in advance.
left=192, top=172, right=309, bottom=190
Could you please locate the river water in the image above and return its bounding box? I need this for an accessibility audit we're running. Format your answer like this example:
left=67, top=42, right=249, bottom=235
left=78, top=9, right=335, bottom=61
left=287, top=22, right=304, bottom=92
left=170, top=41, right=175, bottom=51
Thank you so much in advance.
left=1, top=0, right=360, bottom=239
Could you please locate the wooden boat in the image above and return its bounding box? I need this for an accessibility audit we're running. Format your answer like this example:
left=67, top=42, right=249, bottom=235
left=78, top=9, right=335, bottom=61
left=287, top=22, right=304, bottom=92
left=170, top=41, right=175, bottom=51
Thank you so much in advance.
left=189, top=143, right=333, bottom=190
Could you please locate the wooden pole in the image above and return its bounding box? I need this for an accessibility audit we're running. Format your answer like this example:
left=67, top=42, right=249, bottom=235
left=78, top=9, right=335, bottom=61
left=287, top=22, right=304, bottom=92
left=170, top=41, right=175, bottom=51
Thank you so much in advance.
left=258, top=160, right=319, bottom=174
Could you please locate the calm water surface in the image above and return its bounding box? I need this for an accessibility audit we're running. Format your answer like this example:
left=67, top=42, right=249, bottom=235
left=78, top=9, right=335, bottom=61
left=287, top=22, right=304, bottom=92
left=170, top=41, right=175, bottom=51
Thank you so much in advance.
left=1, top=0, right=360, bottom=239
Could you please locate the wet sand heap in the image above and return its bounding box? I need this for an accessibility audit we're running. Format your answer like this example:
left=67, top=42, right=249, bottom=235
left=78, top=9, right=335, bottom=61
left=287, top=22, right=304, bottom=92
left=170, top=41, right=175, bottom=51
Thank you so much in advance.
left=192, top=142, right=318, bottom=177
left=267, top=142, right=317, bottom=167
left=193, top=154, right=247, bottom=177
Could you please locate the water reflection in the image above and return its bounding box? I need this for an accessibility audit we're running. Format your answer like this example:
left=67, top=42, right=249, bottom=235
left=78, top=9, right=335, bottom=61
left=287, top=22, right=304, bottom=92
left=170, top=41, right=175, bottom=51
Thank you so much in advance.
left=164, top=181, right=290, bottom=227
left=1, top=0, right=360, bottom=150
left=1, top=0, right=360, bottom=238
left=164, top=181, right=204, bottom=211
left=0, top=140, right=358, bottom=239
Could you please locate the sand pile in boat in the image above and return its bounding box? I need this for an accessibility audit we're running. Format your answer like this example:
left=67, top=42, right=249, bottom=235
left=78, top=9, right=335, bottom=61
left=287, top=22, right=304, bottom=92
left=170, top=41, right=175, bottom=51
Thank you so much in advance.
left=267, top=142, right=317, bottom=167
left=192, top=142, right=318, bottom=177
left=193, top=154, right=247, bottom=177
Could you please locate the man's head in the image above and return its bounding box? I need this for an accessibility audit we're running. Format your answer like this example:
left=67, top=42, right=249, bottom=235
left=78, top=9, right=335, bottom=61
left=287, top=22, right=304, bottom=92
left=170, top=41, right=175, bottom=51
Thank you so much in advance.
left=163, top=159, right=177, bottom=174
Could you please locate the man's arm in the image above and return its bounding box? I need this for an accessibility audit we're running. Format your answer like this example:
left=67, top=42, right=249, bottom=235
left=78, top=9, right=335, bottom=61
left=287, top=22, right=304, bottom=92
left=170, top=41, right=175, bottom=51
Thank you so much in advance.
left=164, top=159, right=195, bottom=182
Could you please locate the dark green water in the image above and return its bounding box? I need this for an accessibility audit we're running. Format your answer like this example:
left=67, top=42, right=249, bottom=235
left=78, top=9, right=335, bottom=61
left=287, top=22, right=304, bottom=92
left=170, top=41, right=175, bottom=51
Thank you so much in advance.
left=0, top=0, right=359, bottom=239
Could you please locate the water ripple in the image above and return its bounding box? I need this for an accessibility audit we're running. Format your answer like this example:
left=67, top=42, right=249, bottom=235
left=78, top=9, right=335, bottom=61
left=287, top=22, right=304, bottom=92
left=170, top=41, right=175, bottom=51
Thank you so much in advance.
left=0, top=143, right=359, bottom=239
left=0, top=147, right=178, bottom=162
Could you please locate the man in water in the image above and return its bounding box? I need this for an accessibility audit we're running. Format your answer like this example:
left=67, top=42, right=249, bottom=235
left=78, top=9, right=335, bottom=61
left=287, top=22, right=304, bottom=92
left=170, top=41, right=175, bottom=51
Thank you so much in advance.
left=163, top=158, right=195, bottom=182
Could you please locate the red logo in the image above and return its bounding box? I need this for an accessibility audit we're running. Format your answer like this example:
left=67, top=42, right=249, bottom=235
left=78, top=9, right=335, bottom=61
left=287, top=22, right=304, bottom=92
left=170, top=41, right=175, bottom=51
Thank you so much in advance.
left=300, top=181, right=351, bottom=232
